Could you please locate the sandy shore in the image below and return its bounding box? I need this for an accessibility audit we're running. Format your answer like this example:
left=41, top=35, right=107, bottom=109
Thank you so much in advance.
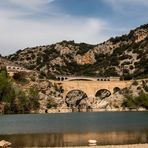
left=57, top=144, right=148, bottom=148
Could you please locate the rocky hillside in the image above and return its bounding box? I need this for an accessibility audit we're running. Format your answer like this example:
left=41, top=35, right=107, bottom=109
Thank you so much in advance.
left=0, top=56, right=18, bottom=67
left=7, top=24, right=148, bottom=80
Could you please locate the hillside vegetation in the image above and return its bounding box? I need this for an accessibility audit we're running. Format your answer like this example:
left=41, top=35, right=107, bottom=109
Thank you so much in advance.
left=0, top=68, right=40, bottom=114
left=7, top=24, right=148, bottom=80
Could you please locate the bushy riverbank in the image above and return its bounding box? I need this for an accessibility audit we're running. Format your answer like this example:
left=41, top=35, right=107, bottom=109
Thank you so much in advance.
left=0, top=67, right=148, bottom=114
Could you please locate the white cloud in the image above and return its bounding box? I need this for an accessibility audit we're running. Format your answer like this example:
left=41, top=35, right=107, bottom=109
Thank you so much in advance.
left=0, top=5, right=108, bottom=56
left=0, top=0, right=57, bottom=18
left=9, top=0, right=54, bottom=10
left=106, top=0, right=148, bottom=10
left=0, top=0, right=130, bottom=56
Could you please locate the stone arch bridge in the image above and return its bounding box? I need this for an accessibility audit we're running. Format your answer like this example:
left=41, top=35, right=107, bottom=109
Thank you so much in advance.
left=53, top=79, right=132, bottom=99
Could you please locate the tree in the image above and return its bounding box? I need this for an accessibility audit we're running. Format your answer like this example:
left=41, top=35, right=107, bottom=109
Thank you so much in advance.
left=15, top=90, right=29, bottom=113
left=0, top=69, right=13, bottom=102
left=0, top=69, right=40, bottom=114
left=122, top=91, right=148, bottom=110
left=28, top=86, right=40, bottom=110
left=0, top=69, right=16, bottom=113
left=135, top=91, right=148, bottom=109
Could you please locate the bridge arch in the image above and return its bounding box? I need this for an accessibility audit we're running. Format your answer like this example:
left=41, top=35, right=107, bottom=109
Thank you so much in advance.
left=95, top=89, right=111, bottom=99
left=65, top=89, right=88, bottom=108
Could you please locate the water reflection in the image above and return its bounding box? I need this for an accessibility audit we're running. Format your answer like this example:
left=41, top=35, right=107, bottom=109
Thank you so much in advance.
left=0, top=112, right=148, bottom=146
left=1, top=131, right=148, bottom=147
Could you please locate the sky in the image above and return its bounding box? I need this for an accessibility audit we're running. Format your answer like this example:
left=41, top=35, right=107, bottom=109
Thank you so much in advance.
left=0, top=0, right=148, bottom=55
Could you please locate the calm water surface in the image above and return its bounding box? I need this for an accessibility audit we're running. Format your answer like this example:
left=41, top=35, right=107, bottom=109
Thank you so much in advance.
left=0, top=112, right=148, bottom=147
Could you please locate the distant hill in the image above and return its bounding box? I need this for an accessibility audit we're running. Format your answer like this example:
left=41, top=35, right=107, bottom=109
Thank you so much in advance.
left=7, top=24, right=148, bottom=80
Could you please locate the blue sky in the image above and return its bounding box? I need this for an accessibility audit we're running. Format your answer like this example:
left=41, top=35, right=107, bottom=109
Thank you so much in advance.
left=0, top=0, right=148, bottom=55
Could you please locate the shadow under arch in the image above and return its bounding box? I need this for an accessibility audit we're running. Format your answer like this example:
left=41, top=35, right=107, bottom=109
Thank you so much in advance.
left=95, top=89, right=111, bottom=100
left=65, top=89, right=88, bottom=107
left=69, top=79, right=92, bottom=81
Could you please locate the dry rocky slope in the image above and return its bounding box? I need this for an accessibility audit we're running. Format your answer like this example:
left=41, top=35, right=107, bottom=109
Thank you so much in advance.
left=7, top=24, right=148, bottom=80
left=0, top=24, right=148, bottom=113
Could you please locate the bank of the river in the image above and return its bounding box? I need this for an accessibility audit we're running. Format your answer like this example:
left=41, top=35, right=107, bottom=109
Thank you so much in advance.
left=59, top=144, right=148, bottom=148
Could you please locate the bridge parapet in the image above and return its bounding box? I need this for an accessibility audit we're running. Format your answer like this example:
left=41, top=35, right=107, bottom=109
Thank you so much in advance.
left=55, top=76, right=120, bottom=82
left=6, top=65, right=31, bottom=76
left=6, top=66, right=26, bottom=71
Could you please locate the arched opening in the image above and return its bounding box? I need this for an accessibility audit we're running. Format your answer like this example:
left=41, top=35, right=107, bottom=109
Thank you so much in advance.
left=95, top=89, right=111, bottom=100
left=61, top=77, right=64, bottom=81
left=69, top=79, right=92, bottom=81
left=65, top=90, right=88, bottom=109
left=113, top=87, right=121, bottom=94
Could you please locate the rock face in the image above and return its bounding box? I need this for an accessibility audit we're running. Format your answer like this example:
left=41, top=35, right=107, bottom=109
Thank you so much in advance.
left=0, top=140, right=11, bottom=147
left=65, top=90, right=88, bottom=107
left=96, top=89, right=111, bottom=99
left=134, top=28, right=148, bottom=43
left=75, top=51, right=96, bottom=65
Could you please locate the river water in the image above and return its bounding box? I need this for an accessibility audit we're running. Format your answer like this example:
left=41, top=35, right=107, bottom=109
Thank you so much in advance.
left=0, top=112, right=148, bottom=147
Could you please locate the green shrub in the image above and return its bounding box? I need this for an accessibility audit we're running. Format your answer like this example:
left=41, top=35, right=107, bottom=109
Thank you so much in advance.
left=121, top=87, right=132, bottom=97
left=122, top=91, right=148, bottom=109
left=13, top=72, right=28, bottom=84
left=132, top=80, right=138, bottom=86
left=47, top=98, right=57, bottom=109
left=39, top=71, right=46, bottom=79
left=122, top=95, right=137, bottom=109
left=0, top=69, right=14, bottom=102
left=135, top=91, right=148, bottom=109
left=28, top=86, right=40, bottom=110
left=30, top=76, right=36, bottom=81
left=104, top=67, right=119, bottom=77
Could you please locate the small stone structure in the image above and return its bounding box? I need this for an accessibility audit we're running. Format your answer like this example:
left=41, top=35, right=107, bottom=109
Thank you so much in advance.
left=6, top=65, right=31, bottom=76
left=6, top=66, right=26, bottom=71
